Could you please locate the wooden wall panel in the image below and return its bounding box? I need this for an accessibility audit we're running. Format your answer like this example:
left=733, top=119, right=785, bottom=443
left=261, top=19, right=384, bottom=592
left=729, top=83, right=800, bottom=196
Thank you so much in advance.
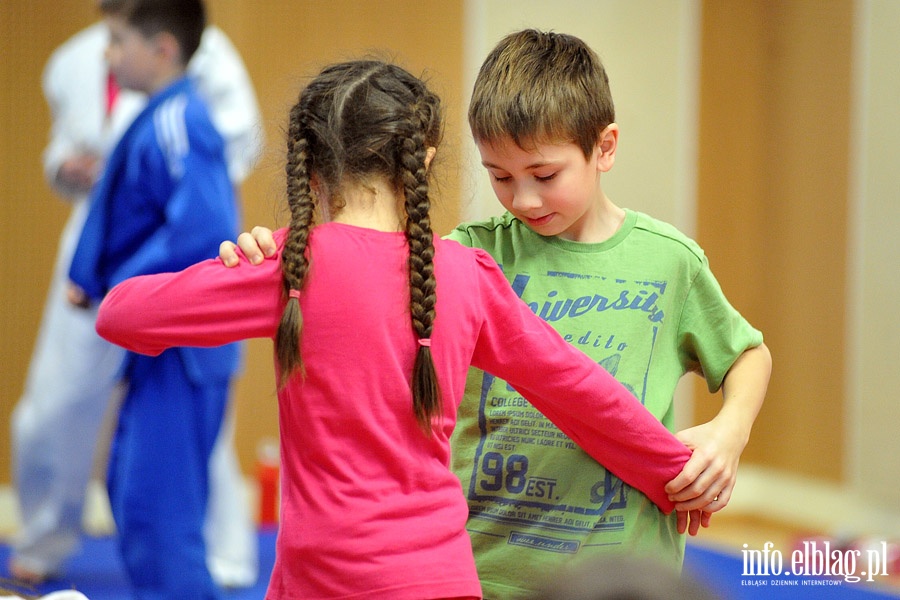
left=0, top=1, right=100, bottom=488
left=694, top=0, right=853, bottom=480
left=0, top=0, right=465, bottom=483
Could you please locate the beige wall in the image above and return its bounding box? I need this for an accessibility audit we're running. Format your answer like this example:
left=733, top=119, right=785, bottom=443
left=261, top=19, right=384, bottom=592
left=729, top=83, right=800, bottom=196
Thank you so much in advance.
left=848, top=0, right=900, bottom=510
left=461, top=0, right=701, bottom=231
left=1, top=2, right=93, bottom=487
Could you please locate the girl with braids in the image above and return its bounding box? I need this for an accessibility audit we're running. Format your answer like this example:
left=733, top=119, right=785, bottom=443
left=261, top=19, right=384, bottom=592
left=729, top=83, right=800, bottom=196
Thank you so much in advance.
left=95, top=59, right=702, bottom=599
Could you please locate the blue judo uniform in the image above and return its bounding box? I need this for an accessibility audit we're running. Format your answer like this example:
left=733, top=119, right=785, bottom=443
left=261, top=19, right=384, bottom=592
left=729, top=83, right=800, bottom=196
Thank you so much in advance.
left=69, top=76, right=239, bottom=600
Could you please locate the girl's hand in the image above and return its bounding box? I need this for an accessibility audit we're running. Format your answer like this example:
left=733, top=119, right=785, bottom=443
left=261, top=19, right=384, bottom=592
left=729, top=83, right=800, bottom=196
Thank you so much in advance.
left=219, top=226, right=277, bottom=267
left=676, top=509, right=713, bottom=536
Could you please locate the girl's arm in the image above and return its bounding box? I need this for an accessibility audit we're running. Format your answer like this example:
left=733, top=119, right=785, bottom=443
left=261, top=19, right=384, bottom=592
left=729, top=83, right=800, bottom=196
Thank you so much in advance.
left=217, top=229, right=714, bottom=517
left=97, top=237, right=284, bottom=354
left=468, top=249, right=694, bottom=514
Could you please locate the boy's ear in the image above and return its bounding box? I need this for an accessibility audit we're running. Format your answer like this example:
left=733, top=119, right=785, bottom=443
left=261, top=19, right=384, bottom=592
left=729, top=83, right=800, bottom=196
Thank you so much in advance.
left=153, top=31, right=182, bottom=66
left=595, top=123, right=619, bottom=172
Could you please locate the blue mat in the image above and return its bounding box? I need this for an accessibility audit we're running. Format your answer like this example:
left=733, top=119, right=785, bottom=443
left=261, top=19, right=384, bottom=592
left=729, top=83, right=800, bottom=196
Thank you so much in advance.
left=0, top=530, right=276, bottom=599
left=3, top=534, right=900, bottom=599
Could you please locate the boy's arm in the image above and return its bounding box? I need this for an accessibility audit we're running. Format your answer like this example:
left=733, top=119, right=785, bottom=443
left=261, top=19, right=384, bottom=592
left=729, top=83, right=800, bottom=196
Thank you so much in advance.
left=41, top=31, right=102, bottom=198
left=666, top=342, right=772, bottom=514
left=659, top=249, right=771, bottom=531
left=111, top=172, right=236, bottom=287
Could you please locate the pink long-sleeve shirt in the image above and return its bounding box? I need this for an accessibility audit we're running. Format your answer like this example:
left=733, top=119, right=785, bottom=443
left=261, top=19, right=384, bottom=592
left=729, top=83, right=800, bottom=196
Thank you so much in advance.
left=97, top=223, right=692, bottom=600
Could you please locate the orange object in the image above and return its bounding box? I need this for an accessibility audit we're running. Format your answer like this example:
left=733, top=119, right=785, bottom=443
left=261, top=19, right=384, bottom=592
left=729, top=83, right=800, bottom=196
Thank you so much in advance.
left=256, top=439, right=280, bottom=528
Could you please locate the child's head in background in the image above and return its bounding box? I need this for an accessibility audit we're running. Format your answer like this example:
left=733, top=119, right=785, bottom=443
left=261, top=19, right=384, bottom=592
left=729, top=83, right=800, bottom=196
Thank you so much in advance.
left=100, top=0, right=205, bottom=94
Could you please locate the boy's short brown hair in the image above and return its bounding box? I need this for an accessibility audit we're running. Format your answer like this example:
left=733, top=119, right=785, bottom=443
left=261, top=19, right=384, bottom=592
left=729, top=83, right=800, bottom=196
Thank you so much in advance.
left=100, top=0, right=206, bottom=65
left=468, top=29, right=615, bottom=158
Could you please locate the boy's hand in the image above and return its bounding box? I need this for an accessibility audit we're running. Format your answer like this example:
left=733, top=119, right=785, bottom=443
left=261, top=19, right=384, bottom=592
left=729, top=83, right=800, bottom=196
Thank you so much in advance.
left=670, top=429, right=725, bottom=535
left=57, top=152, right=101, bottom=194
left=219, top=226, right=277, bottom=267
left=66, top=282, right=91, bottom=309
left=664, top=415, right=747, bottom=515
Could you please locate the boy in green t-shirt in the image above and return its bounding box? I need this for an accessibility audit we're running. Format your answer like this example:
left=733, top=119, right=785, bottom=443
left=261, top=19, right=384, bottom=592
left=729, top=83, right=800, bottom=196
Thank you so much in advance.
left=222, top=29, right=771, bottom=600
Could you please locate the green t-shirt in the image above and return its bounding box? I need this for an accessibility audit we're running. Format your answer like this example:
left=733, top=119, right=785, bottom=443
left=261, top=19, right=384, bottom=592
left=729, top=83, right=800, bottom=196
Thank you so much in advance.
left=447, top=210, right=763, bottom=600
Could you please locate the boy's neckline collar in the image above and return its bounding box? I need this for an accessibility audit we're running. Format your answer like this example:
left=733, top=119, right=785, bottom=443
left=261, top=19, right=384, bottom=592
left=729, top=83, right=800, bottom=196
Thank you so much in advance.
left=525, top=209, right=637, bottom=253
left=146, top=74, right=192, bottom=101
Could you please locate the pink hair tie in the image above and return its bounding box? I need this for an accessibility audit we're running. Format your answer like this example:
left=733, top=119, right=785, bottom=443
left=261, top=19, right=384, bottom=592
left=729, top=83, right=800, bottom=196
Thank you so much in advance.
left=417, top=338, right=432, bottom=347
left=288, top=289, right=301, bottom=300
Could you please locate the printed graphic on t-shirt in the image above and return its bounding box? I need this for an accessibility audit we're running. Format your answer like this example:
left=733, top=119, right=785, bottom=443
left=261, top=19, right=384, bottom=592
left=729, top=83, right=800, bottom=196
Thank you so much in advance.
left=464, top=267, right=668, bottom=553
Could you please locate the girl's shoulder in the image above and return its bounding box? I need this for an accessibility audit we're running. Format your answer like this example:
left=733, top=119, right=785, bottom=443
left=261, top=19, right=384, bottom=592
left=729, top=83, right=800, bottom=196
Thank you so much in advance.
left=436, top=235, right=497, bottom=261
left=434, top=236, right=505, bottom=283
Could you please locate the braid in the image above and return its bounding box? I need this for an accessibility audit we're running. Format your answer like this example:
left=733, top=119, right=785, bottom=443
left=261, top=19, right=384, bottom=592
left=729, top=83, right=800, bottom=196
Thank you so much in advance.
left=401, top=100, right=441, bottom=434
left=279, top=60, right=446, bottom=434
left=275, top=103, right=316, bottom=387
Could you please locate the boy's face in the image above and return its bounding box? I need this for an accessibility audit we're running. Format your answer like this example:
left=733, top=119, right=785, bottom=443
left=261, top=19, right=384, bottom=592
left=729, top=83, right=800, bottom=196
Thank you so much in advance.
left=104, top=14, right=159, bottom=94
left=476, top=136, right=609, bottom=242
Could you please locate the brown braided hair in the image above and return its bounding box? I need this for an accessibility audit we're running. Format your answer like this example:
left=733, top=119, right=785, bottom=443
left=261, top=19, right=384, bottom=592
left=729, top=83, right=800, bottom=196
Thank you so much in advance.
left=276, top=60, right=444, bottom=434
